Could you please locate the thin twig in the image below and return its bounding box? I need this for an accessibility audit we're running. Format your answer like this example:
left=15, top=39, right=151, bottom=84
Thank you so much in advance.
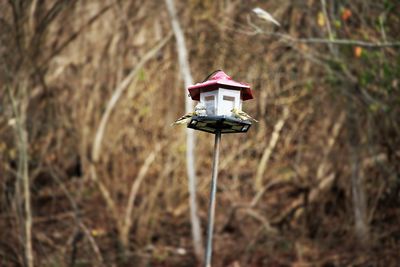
left=7, top=85, right=34, bottom=267
left=269, top=32, right=400, bottom=48
left=316, top=112, right=346, bottom=181
left=254, top=107, right=289, bottom=190
left=242, top=209, right=277, bottom=234
left=120, top=144, right=162, bottom=247
left=41, top=4, right=113, bottom=68
left=273, top=173, right=336, bottom=225
left=320, top=0, right=336, bottom=55
left=49, top=168, right=105, bottom=266
left=246, top=16, right=400, bottom=48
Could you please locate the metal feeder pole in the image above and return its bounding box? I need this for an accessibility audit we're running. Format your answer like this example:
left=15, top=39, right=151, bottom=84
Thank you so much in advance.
left=204, top=130, right=221, bottom=267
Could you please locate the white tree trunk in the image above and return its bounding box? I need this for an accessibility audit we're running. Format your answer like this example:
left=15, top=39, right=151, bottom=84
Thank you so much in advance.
left=165, top=0, right=204, bottom=260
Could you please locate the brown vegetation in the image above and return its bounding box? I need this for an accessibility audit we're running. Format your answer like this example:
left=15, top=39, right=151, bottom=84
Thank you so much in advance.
left=1, top=1, right=399, bottom=266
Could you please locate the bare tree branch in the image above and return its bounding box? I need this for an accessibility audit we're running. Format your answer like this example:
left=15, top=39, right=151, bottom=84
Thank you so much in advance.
left=246, top=16, right=400, bottom=48
left=277, top=34, right=400, bottom=48
left=120, top=144, right=162, bottom=248
left=255, top=107, right=289, bottom=191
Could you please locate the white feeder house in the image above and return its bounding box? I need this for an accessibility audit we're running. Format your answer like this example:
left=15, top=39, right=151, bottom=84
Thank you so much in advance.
left=187, top=70, right=255, bottom=134
left=189, top=70, right=253, bottom=117
left=200, top=88, right=242, bottom=116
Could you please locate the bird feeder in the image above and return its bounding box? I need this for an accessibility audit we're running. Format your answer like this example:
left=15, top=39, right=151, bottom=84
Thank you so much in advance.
left=187, top=70, right=254, bottom=134
left=184, top=70, right=255, bottom=267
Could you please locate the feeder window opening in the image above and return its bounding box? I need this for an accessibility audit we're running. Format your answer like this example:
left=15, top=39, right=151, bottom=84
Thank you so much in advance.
left=222, top=95, right=235, bottom=115
left=204, top=95, right=216, bottom=115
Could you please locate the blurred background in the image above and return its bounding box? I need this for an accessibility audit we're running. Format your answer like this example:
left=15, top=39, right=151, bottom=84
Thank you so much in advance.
left=1, top=1, right=399, bottom=266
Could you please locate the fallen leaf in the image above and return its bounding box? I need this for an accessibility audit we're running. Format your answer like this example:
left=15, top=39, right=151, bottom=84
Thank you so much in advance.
left=341, top=8, right=352, bottom=21
left=317, top=12, right=325, bottom=27
left=354, top=46, right=362, bottom=58
left=91, top=228, right=106, bottom=237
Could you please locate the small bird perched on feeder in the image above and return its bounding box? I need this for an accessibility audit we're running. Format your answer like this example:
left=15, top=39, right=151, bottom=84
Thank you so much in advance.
left=231, top=108, right=258, bottom=122
left=172, top=103, right=207, bottom=125
left=195, top=102, right=207, bottom=117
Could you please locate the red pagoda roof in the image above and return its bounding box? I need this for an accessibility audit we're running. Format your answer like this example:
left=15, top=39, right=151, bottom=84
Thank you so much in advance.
left=188, top=71, right=254, bottom=101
